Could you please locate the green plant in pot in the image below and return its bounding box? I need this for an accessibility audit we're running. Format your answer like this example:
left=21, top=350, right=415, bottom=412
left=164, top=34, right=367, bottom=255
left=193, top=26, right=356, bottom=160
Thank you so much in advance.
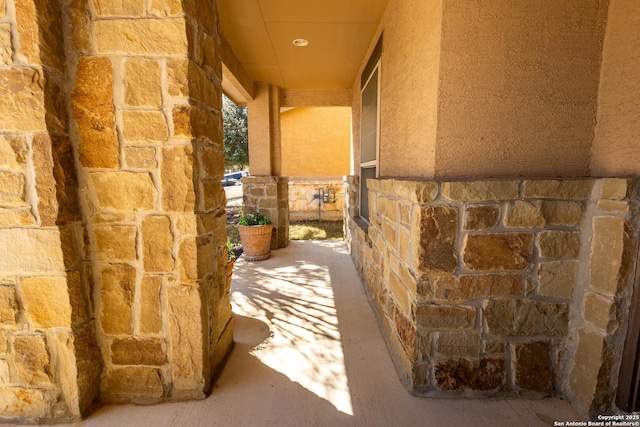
left=238, top=212, right=273, bottom=261
left=225, top=239, right=237, bottom=289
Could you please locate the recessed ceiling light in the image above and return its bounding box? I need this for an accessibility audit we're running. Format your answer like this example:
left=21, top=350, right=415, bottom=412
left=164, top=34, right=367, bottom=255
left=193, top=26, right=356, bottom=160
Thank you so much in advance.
left=292, top=39, right=309, bottom=47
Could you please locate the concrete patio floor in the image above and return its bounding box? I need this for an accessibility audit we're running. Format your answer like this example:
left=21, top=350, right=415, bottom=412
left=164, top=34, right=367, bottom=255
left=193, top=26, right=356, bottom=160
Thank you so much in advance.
left=46, top=240, right=582, bottom=426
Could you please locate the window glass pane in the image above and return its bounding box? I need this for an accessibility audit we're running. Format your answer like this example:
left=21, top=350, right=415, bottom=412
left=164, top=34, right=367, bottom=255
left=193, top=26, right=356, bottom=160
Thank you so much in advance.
left=361, top=67, right=378, bottom=163
left=360, top=167, right=376, bottom=221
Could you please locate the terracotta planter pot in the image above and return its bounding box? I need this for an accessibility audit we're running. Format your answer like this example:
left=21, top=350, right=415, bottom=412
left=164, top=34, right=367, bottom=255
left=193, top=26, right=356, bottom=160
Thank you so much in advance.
left=238, top=224, right=274, bottom=261
left=226, top=257, right=235, bottom=289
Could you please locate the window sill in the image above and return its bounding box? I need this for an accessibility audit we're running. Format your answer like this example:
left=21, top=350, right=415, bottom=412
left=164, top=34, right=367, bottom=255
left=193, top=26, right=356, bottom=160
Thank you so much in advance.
left=354, top=217, right=369, bottom=234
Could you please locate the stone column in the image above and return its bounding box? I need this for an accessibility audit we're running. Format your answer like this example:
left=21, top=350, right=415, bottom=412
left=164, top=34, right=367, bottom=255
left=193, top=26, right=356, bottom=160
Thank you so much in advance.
left=242, top=176, right=289, bottom=249
left=62, top=0, right=231, bottom=406
left=245, top=82, right=289, bottom=248
left=0, top=0, right=101, bottom=422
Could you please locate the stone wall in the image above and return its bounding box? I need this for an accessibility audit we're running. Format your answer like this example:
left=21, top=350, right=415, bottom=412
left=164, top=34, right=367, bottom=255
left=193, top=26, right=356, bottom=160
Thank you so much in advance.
left=0, top=0, right=231, bottom=423
left=289, top=179, right=344, bottom=222
left=345, top=177, right=639, bottom=417
left=567, top=180, right=638, bottom=415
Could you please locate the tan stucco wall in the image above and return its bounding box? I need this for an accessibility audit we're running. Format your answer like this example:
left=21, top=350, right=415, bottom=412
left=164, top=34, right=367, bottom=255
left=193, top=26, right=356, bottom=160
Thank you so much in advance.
left=374, top=0, right=442, bottom=178
left=591, top=0, right=640, bottom=176
left=248, top=83, right=281, bottom=176
left=434, top=0, right=608, bottom=179
left=281, top=89, right=351, bottom=107
left=281, top=107, right=351, bottom=177
left=353, top=0, right=610, bottom=181
left=377, top=0, right=442, bottom=178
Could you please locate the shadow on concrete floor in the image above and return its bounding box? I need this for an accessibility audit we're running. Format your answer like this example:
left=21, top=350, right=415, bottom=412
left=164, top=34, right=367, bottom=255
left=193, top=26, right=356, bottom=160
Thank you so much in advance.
left=47, top=241, right=582, bottom=427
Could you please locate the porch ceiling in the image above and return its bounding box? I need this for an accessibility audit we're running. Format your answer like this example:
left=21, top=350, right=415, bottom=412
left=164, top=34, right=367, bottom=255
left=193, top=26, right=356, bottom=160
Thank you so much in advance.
left=216, top=0, right=390, bottom=90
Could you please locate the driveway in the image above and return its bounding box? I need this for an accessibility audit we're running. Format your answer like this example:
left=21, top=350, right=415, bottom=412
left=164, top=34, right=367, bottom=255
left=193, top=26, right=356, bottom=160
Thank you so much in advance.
left=224, top=182, right=243, bottom=206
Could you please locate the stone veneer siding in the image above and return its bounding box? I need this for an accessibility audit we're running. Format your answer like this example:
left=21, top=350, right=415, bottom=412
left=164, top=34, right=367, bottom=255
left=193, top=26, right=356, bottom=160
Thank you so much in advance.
left=242, top=176, right=289, bottom=249
left=289, top=179, right=344, bottom=222
left=344, top=177, right=638, bottom=417
left=0, top=0, right=232, bottom=423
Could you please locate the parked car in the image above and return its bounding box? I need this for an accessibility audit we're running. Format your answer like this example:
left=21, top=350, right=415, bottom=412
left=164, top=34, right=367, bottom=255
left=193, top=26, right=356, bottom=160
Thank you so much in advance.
left=224, top=171, right=249, bottom=181
left=222, top=178, right=243, bottom=200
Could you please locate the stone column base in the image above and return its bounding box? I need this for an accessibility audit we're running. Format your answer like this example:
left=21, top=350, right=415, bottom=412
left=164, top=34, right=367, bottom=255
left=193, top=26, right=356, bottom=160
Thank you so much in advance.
left=242, top=176, right=289, bottom=249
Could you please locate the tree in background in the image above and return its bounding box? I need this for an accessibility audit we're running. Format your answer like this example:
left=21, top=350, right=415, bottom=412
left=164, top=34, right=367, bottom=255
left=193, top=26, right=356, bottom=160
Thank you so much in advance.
left=222, top=95, right=249, bottom=170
